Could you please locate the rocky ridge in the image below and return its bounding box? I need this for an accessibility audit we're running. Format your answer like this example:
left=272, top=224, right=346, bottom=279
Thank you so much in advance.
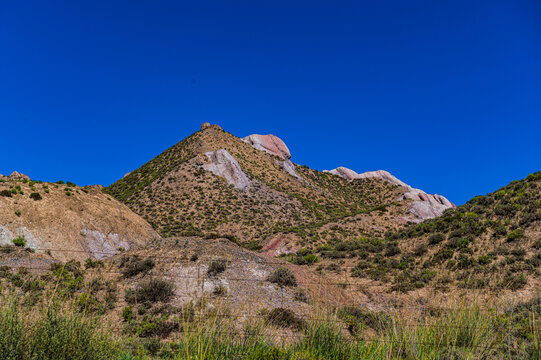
left=326, top=167, right=454, bottom=221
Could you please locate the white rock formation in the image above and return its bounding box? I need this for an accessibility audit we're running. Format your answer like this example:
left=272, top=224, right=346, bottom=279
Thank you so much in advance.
left=325, top=166, right=454, bottom=221
left=281, top=159, right=299, bottom=178
left=200, top=149, right=251, bottom=190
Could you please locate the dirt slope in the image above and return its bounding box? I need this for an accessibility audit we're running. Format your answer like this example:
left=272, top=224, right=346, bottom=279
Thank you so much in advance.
left=0, top=178, right=159, bottom=261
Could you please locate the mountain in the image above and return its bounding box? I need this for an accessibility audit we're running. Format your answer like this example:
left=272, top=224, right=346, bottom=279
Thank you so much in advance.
left=104, top=124, right=453, bottom=251
left=0, top=175, right=158, bottom=261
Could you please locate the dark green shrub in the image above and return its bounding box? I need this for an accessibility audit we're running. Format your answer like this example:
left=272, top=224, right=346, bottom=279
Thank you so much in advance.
left=506, top=229, right=524, bottom=242
left=122, top=306, right=133, bottom=322
left=265, top=308, right=304, bottom=329
left=0, top=190, right=12, bottom=197
left=84, top=258, right=104, bottom=269
left=207, top=259, right=227, bottom=276
left=413, top=244, right=427, bottom=256
left=478, top=255, right=492, bottom=265
left=121, top=257, right=155, bottom=278
left=14, top=210, right=21, bottom=217
left=502, top=273, right=527, bottom=290
left=384, top=243, right=401, bottom=256
left=428, top=233, right=445, bottom=245
left=29, top=192, right=42, bottom=201
left=293, top=288, right=309, bottom=303
left=268, top=267, right=297, bottom=287
left=126, top=278, right=175, bottom=304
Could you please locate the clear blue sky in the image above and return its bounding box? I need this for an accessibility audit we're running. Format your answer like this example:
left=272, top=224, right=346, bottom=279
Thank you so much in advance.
left=1, top=1, right=540, bottom=204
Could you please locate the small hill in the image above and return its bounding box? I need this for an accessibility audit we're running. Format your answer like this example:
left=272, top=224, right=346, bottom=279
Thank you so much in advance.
left=0, top=177, right=159, bottom=261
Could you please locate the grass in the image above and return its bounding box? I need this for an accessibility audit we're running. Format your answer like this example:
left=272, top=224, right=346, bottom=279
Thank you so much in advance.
left=0, top=291, right=538, bottom=359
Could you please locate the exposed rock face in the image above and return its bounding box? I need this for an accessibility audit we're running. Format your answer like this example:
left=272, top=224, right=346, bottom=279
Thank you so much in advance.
left=281, top=159, right=299, bottom=178
left=326, top=167, right=362, bottom=180
left=326, top=166, right=454, bottom=221
left=8, top=171, right=30, bottom=181
left=242, top=134, right=291, bottom=160
left=357, top=170, right=408, bottom=187
left=200, top=149, right=251, bottom=190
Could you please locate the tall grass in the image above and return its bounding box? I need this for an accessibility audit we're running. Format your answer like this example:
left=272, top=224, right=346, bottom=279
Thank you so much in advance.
left=0, top=295, right=125, bottom=360
left=0, top=293, right=538, bottom=359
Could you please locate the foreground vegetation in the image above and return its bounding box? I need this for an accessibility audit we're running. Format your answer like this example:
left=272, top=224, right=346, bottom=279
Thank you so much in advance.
left=0, top=292, right=538, bottom=359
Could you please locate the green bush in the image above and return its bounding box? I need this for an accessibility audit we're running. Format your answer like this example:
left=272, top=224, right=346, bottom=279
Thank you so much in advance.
left=12, top=237, right=26, bottom=247
left=121, top=256, right=155, bottom=278
left=0, top=190, right=12, bottom=197
left=122, top=306, right=133, bottom=322
left=265, top=308, right=304, bottom=329
left=478, top=255, right=492, bottom=265
left=29, top=192, right=42, bottom=201
left=126, top=278, right=175, bottom=304
left=207, top=259, right=227, bottom=276
left=267, top=267, right=297, bottom=287
left=428, top=233, right=445, bottom=245
left=506, top=229, right=524, bottom=242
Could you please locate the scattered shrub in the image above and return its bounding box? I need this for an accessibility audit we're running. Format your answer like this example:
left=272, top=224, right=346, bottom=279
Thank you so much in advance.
left=121, top=257, right=155, bottom=278
left=0, top=189, right=12, bottom=197
left=265, top=308, right=304, bottom=329
left=122, top=306, right=134, bottom=322
left=293, top=288, right=309, bottom=303
left=506, top=229, right=524, bottom=242
left=29, top=192, right=42, bottom=201
left=428, top=233, right=445, bottom=245
left=478, top=255, right=492, bottom=265
left=126, top=278, right=175, bottom=304
left=213, top=283, right=227, bottom=296
left=207, top=259, right=227, bottom=276
left=12, top=237, right=26, bottom=247
left=268, top=267, right=297, bottom=287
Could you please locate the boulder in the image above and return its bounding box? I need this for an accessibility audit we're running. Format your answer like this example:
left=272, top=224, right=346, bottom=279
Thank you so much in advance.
left=242, top=134, right=291, bottom=160
left=200, top=149, right=251, bottom=190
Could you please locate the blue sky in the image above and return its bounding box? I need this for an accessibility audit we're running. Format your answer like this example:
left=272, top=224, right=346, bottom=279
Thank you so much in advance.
left=1, top=1, right=540, bottom=205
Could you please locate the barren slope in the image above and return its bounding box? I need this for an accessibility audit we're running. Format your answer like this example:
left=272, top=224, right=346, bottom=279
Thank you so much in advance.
left=0, top=178, right=159, bottom=261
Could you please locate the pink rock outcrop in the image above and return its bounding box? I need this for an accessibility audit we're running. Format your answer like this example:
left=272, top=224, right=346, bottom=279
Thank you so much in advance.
left=242, top=134, right=291, bottom=160
left=326, top=166, right=455, bottom=221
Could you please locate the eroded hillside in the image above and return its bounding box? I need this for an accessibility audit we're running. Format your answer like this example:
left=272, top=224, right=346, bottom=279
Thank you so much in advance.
left=0, top=177, right=159, bottom=261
